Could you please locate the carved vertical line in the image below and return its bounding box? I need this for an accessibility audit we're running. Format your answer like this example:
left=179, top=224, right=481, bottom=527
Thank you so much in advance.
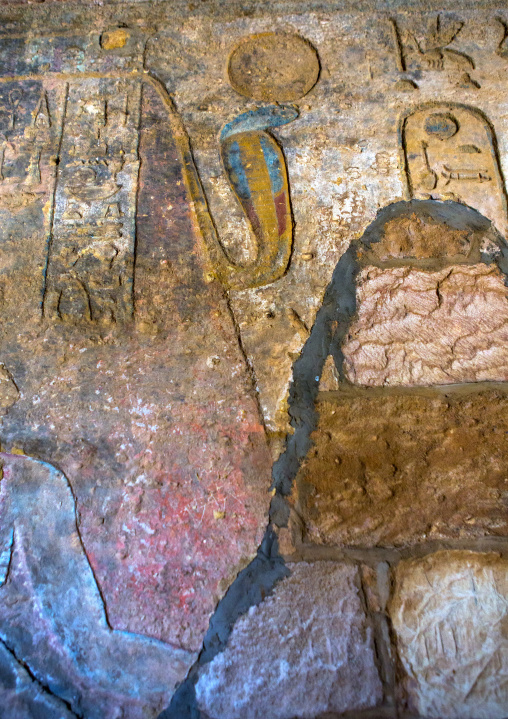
left=131, top=79, right=143, bottom=320
left=41, top=81, right=69, bottom=317
left=389, top=18, right=406, bottom=73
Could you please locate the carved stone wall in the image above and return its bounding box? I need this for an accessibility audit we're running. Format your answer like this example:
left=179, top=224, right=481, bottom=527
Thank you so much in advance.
left=0, top=2, right=506, bottom=719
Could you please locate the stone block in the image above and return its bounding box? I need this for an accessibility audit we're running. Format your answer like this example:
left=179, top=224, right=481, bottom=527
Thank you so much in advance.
left=195, top=561, right=383, bottom=719
left=297, top=388, right=508, bottom=546
left=389, top=550, right=508, bottom=719
left=342, top=263, right=508, bottom=387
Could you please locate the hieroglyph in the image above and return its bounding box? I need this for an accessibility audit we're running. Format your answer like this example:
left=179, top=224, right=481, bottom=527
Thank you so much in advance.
left=0, top=75, right=142, bottom=326
left=402, top=103, right=508, bottom=233
left=43, top=79, right=141, bottom=324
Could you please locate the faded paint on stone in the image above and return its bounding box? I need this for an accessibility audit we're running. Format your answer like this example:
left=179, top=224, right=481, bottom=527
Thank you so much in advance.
left=390, top=550, right=508, bottom=719
left=145, top=5, right=508, bottom=437
left=343, top=263, right=508, bottom=386
left=0, top=453, right=195, bottom=718
left=0, top=641, right=76, bottom=719
left=195, top=561, right=383, bottom=719
left=402, top=103, right=508, bottom=226
left=0, top=31, right=271, bottom=662
left=0, top=1, right=507, bottom=714
left=228, top=33, right=320, bottom=103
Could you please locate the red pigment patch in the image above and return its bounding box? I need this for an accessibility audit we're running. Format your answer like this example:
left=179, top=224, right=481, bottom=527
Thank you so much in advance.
left=274, top=191, right=287, bottom=236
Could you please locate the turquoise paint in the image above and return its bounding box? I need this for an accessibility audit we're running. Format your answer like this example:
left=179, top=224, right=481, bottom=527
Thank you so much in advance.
left=259, top=134, right=284, bottom=196
left=222, top=139, right=251, bottom=201
left=220, top=104, right=299, bottom=142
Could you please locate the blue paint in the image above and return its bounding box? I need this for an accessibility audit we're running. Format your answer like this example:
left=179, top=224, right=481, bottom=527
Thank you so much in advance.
left=259, top=134, right=284, bottom=196
left=222, top=139, right=251, bottom=201
left=220, top=104, right=299, bottom=141
left=0, top=453, right=194, bottom=715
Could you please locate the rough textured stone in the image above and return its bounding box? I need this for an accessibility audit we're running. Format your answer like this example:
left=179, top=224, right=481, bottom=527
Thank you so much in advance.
left=390, top=550, right=508, bottom=719
left=0, top=641, right=76, bottom=719
left=0, top=453, right=194, bottom=718
left=0, top=1, right=507, bottom=714
left=2, top=2, right=506, bottom=442
left=363, top=212, right=475, bottom=261
left=297, top=387, right=508, bottom=546
left=343, top=263, right=508, bottom=386
left=195, top=561, right=383, bottom=719
left=228, top=33, right=320, bottom=102
left=141, top=2, right=508, bottom=438
left=0, top=29, right=271, bottom=664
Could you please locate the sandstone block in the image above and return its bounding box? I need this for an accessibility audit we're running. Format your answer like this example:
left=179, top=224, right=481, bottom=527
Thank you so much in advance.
left=389, top=550, right=508, bottom=719
left=195, top=561, right=383, bottom=719
left=343, top=263, right=508, bottom=387
left=297, top=388, right=508, bottom=546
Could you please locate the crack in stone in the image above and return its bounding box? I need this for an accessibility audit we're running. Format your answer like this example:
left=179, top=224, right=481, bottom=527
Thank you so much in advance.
left=0, top=637, right=80, bottom=718
left=159, top=527, right=289, bottom=719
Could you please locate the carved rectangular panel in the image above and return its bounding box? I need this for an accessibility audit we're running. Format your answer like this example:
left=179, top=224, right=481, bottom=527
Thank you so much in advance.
left=43, top=78, right=141, bottom=325
left=0, top=79, right=66, bottom=325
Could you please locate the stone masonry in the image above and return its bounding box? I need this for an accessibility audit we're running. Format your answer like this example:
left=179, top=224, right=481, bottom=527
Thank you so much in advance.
left=0, top=2, right=506, bottom=719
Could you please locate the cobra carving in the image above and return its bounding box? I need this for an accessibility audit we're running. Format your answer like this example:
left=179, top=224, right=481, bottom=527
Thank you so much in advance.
left=209, top=105, right=298, bottom=290
left=178, top=32, right=320, bottom=291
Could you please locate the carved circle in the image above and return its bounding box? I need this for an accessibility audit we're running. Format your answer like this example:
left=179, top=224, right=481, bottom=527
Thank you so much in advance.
left=228, top=33, right=320, bottom=102
left=424, top=113, right=459, bottom=140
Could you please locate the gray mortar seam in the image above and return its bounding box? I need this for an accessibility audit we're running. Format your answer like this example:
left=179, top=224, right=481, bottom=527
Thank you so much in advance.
left=159, top=199, right=508, bottom=719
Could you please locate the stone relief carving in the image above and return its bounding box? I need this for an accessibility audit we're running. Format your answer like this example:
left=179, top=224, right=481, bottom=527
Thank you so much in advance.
left=0, top=67, right=204, bottom=327
left=389, top=14, right=480, bottom=89
left=0, top=452, right=194, bottom=716
left=182, top=32, right=320, bottom=291
left=152, top=29, right=329, bottom=437
left=496, top=18, right=508, bottom=58
left=208, top=104, right=296, bottom=290
left=227, top=33, right=320, bottom=103
left=0, top=29, right=272, bottom=701
left=43, top=79, right=141, bottom=325
left=146, top=19, right=508, bottom=440
left=402, top=103, right=508, bottom=235
left=0, top=9, right=507, bottom=716
left=0, top=84, right=59, bottom=213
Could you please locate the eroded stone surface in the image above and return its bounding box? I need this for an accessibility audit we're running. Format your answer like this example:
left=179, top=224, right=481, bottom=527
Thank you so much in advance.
left=0, top=454, right=195, bottom=718
left=362, top=212, right=475, bottom=262
left=0, top=641, right=75, bottom=719
left=195, top=561, right=383, bottom=719
left=0, top=366, right=18, bottom=412
left=228, top=32, right=320, bottom=102
left=403, top=104, right=507, bottom=220
left=0, top=1, right=508, bottom=714
left=0, top=34, right=271, bottom=660
left=343, top=263, right=508, bottom=386
left=143, top=4, right=508, bottom=436
left=297, top=388, right=508, bottom=546
left=390, top=550, right=508, bottom=719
